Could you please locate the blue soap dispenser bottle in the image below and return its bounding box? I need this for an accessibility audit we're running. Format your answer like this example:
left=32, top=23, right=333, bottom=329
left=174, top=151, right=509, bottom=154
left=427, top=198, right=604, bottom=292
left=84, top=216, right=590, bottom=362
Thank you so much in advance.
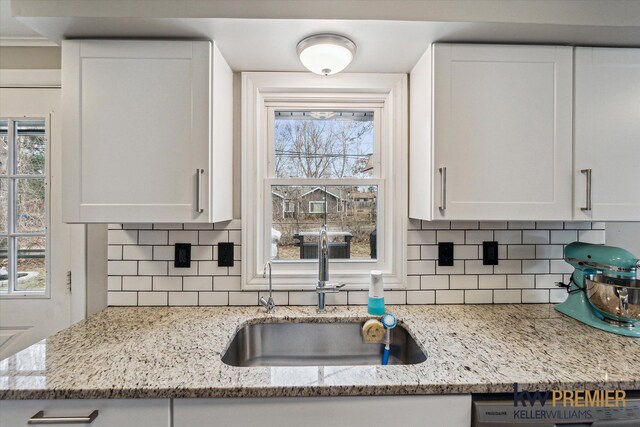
left=367, top=270, right=385, bottom=315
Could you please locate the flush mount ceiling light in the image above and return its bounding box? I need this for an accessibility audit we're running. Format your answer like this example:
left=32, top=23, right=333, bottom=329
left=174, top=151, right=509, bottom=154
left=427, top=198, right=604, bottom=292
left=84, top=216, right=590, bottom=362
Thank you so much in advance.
left=296, top=34, right=356, bottom=76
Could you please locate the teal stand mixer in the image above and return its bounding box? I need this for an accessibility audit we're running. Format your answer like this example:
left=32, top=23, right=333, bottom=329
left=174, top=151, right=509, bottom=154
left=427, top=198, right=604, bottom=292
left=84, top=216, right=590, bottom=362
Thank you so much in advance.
left=555, top=242, right=640, bottom=337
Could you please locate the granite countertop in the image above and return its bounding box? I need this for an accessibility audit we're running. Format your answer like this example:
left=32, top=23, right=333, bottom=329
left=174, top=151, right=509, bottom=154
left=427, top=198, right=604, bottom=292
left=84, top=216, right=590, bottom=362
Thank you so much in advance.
left=1, top=304, right=639, bottom=399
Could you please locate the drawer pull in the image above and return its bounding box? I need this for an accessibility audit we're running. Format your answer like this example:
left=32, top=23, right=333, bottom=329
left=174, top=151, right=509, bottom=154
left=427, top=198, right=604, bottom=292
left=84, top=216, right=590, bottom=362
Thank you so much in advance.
left=28, top=409, right=99, bottom=424
left=438, top=167, right=447, bottom=211
left=581, top=168, right=592, bottom=211
left=196, top=168, right=204, bottom=213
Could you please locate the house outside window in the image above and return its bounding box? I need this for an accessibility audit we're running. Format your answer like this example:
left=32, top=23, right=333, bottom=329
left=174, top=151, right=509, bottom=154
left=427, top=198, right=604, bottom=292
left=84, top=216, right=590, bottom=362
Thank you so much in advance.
left=242, top=73, right=407, bottom=289
left=0, top=119, right=49, bottom=296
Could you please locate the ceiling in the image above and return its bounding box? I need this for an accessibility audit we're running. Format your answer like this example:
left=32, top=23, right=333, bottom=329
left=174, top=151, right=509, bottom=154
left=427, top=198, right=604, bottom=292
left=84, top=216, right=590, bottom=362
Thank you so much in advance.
left=3, top=0, right=640, bottom=72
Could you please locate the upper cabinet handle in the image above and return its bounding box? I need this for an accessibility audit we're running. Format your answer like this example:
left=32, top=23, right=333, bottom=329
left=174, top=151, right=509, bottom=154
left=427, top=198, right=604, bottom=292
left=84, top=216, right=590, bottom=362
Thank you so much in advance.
left=28, top=410, right=99, bottom=424
left=581, top=169, right=592, bottom=211
left=196, top=168, right=204, bottom=213
left=439, top=167, right=447, bottom=211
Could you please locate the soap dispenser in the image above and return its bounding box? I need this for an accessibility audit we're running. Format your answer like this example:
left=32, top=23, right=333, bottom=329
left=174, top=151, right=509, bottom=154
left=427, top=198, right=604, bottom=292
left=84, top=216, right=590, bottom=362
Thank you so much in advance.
left=367, top=270, right=385, bottom=315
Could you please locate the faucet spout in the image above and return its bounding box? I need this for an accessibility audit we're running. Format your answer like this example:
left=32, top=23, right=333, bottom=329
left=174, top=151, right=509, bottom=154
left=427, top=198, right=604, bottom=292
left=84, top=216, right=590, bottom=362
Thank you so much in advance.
left=260, top=261, right=275, bottom=314
left=316, top=225, right=344, bottom=312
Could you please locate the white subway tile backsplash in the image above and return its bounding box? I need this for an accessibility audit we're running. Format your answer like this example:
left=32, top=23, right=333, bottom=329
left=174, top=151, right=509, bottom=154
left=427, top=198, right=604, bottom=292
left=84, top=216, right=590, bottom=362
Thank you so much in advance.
left=139, top=230, right=168, bottom=245
left=138, top=292, right=168, bottom=306
left=550, top=230, right=577, bottom=244
left=407, top=290, right=435, bottom=304
left=108, top=245, right=123, bottom=260
left=479, top=275, right=506, bottom=289
left=108, top=291, right=137, bottom=306
left=450, top=221, right=479, bottom=230
left=183, top=277, right=213, bottom=291
left=464, top=260, right=493, bottom=275
left=465, top=290, right=493, bottom=304
left=436, top=230, right=465, bottom=244
left=421, top=275, right=449, bottom=290
left=108, top=261, right=137, bottom=276
left=108, top=229, right=138, bottom=245
left=494, top=289, right=522, bottom=304
left=214, top=276, right=241, bottom=291
left=522, top=230, right=550, bottom=244
left=408, top=231, right=436, bottom=244
left=421, top=221, right=450, bottom=230
left=494, top=230, right=522, bottom=244
left=122, top=276, right=152, bottom=291
left=508, top=221, right=535, bottom=229
left=450, top=275, right=478, bottom=289
left=508, top=245, right=535, bottom=259
left=122, top=246, right=153, bottom=260
left=522, top=289, right=550, bottom=303
left=522, top=259, right=550, bottom=274
left=436, top=290, right=464, bottom=304
left=107, top=221, right=602, bottom=307
left=107, top=276, right=122, bottom=291
left=169, top=292, right=198, bottom=306
left=507, top=275, right=535, bottom=289
left=480, top=221, right=507, bottom=229
left=578, top=230, right=606, bottom=244
left=465, top=230, right=493, bottom=244
left=153, top=277, right=182, bottom=291
left=493, top=260, right=521, bottom=274
left=199, top=292, right=229, bottom=306
left=199, top=230, right=228, bottom=245
left=407, top=260, right=436, bottom=275
left=138, top=261, right=168, bottom=276
left=169, top=231, right=199, bottom=245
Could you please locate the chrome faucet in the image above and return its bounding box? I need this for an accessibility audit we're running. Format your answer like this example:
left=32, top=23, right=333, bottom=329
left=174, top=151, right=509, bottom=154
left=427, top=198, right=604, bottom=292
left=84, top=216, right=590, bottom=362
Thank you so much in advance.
left=316, top=225, right=345, bottom=313
left=259, top=261, right=275, bottom=314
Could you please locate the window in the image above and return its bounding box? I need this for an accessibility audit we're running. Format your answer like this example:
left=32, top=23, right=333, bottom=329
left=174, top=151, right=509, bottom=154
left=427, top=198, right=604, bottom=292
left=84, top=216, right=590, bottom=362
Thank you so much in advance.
left=308, top=201, right=326, bottom=214
left=0, top=119, right=48, bottom=295
left=243, top=73, right=407, bottom=288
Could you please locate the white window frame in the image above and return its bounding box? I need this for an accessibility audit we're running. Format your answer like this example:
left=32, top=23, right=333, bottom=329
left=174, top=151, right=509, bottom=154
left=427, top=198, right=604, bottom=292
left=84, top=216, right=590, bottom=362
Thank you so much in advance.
left=242, top=73, right=407, bottom=290
left=0, top=117, right=51, bottom=298
left=308, top=200, right=326, bottom=214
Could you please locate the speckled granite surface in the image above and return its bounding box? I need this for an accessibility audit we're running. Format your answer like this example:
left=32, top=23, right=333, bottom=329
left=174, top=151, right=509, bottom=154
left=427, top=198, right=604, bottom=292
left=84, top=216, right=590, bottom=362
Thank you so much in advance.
left=1, top=304, right=639, bottom=399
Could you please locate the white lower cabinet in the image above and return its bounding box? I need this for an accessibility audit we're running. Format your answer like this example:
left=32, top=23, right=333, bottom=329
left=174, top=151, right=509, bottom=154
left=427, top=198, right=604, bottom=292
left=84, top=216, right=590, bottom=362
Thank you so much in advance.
left=173, top=395, right=472, bottom=427
left=0, top=399, right=170, bottom=427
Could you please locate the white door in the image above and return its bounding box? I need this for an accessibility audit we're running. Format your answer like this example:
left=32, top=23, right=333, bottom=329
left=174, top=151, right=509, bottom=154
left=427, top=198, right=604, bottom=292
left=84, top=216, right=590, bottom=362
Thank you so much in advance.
left=432, top=44, right=573, bottom=220
left=0, top=87, right=83, bottom=360
left=574, top=47, right=640, bottom=221
left=62, top=40, right=211, bottom=223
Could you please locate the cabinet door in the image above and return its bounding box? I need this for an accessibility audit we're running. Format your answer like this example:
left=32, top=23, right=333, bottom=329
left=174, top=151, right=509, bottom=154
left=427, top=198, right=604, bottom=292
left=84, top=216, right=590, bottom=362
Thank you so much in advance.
left=174, top=395, right=471, bottom=427
left=574, top=48, right=640, bottom=221
left=0, top=399, right=170, bottom=427
left=62, top=40, right=211, bottom=223
left=432, top=44, right=573, bottom=220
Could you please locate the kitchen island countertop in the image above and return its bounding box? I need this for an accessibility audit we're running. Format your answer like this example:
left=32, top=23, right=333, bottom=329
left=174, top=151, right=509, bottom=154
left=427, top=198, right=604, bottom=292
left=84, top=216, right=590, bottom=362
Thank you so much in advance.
left=1, top=304, right=639, bottom=399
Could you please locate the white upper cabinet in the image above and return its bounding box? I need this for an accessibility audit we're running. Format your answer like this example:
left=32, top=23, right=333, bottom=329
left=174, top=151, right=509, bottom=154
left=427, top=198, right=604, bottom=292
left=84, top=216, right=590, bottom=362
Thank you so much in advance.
left=62, top=40, right=233, bottom=223
left=574, top=47, right=640, bottom=221
left=410, top=43, right=573, bottom=221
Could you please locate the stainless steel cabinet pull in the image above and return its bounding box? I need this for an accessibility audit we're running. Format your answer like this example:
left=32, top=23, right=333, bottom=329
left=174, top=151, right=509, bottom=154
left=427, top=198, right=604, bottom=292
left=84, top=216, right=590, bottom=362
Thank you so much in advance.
left=28, top=410, right=98, bottom=424
left=439, top=167, right=447, bottom=211
left=196, top=168, right=204, bottom=213
left=581, top=169, right=592, bottom=211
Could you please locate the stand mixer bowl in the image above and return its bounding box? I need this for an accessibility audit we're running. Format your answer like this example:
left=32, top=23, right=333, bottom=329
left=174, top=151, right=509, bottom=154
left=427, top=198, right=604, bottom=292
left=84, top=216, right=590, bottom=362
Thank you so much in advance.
left=585, top=274, right=640, bottom=327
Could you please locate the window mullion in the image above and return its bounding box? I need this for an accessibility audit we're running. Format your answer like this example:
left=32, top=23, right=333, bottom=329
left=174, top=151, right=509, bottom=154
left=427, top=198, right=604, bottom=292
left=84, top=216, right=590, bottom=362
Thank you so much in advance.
left=6, top=119, right=15, bottom=294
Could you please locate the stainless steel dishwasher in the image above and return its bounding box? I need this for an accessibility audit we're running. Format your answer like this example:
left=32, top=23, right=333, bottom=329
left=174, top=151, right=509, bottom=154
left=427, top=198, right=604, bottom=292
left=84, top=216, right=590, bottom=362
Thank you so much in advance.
left=472, top=392, right=640, bottom=426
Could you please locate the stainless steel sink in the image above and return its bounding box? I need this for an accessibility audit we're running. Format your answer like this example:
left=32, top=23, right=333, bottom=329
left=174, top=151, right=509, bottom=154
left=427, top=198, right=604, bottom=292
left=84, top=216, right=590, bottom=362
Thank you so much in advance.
left=221, top=321, right=427, bottom=367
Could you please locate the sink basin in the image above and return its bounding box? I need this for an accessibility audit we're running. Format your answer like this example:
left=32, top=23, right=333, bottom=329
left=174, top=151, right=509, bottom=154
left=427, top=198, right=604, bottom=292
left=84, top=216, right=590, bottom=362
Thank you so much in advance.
left=221, top=321, right=427, bottom=367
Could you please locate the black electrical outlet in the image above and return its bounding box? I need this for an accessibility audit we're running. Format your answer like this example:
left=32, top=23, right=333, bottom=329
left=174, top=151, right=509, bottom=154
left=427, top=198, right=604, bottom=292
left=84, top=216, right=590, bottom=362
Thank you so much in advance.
left=174, top=243, right=191, bottom=268
left=438, top=242, right=454, bottom=266
left=218, top=242, right=234, bottom=267
left=483, top=241, right=499, bottom=265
